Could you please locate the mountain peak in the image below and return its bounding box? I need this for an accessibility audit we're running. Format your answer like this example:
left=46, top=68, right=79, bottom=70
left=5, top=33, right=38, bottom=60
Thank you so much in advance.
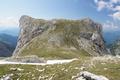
left=13, top=15, right=108, bottom=58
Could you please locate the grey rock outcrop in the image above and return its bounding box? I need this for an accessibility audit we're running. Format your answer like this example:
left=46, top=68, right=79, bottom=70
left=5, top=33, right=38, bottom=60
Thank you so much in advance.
left=13, top=15, right=108, bottom=57
left=75, top=71, right=109, bottom=80
left=13, top=15, right=49, bottom=55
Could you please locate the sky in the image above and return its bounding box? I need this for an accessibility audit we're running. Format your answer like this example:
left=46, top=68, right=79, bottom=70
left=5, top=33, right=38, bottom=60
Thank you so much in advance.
left=0, top=0, right=120, bottom=32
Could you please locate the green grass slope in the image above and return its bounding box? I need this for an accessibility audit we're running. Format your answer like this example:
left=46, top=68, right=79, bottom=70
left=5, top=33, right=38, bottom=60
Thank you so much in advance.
left=0, top=56, right=119, bottom=80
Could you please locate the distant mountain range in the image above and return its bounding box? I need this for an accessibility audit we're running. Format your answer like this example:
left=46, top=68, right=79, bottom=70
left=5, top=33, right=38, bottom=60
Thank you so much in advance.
left=103, top=30, right=120, bottom=45
left=0, top=33, right=17, bottom=47
left=0, top=27, right=19, bottom=36
left=0, top=27, right=18, bottom=57
left=0, top=33, right=18, bottom=57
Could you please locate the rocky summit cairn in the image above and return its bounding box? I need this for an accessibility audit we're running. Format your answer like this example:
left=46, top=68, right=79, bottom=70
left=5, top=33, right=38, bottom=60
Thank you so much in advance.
left=13, top=15, right=108, bottom=58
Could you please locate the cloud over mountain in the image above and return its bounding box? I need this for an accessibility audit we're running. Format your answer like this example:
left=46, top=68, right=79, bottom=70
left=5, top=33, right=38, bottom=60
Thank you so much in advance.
left=0, top=17, right=18, bottom=27
left=103, top=21, right=120, bottom=31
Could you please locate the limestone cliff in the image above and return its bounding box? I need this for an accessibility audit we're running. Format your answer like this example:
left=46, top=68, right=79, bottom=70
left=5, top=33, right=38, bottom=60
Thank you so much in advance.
left=13, top=15, right=108, bottom=59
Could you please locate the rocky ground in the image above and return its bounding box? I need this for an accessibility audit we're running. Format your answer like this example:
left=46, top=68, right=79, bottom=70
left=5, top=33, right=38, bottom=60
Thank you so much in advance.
left=0, top=55, right=119, bottom=80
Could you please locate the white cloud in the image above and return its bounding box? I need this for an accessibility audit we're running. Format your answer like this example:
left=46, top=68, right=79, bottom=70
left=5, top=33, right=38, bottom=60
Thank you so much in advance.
left=97, top=0, right=107, bottom=11
left=0, top=17, right=18, bottom=27
left=110, top=12, right=120, bottom=20
left=95, top=0, right=113, bottom=11
left=94, top=0, right=120, bottom=11
left=110, top=0, right=120, bottom=3
left=94, top=0, right=120, bottom=31
left=113, top=6, right=120, bottom=11
left=94, top=0, right=120, bottom=20
left=103, top=21, right=120, bottom=31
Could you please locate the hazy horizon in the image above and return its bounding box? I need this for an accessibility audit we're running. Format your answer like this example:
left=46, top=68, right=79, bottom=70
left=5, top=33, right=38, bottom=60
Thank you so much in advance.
left=0, top=0, right=119, bottom=31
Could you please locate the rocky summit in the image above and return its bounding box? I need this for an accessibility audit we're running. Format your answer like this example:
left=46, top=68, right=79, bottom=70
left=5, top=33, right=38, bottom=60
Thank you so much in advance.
left=13, top=15, right=108, bottom=59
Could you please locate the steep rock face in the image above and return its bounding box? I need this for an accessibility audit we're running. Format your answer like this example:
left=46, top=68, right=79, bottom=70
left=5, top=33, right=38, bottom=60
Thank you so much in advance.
left=13, top=15, right=108, bottom=58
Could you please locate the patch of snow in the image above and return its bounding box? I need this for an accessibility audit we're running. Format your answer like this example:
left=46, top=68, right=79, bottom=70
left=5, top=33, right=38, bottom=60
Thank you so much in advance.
left=0, top=58, right=77, bottom=65
left=46, top=58, right=77, bottom=64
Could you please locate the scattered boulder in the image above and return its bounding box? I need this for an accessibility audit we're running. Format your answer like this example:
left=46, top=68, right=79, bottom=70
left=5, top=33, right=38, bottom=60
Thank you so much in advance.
left=0, top=74, right=13, bottom=80
left=75, top=71, right=109, bottom=80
